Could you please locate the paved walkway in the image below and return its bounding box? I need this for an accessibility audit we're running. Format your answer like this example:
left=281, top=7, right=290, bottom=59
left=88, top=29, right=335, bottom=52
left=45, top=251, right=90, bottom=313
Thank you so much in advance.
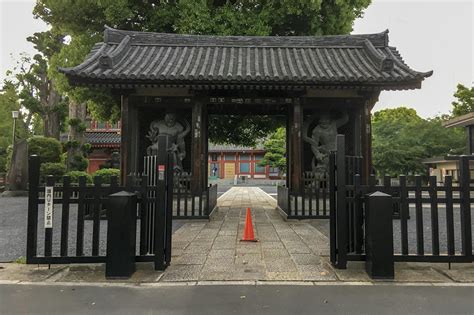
left=164, top=187, right=334, bottom=281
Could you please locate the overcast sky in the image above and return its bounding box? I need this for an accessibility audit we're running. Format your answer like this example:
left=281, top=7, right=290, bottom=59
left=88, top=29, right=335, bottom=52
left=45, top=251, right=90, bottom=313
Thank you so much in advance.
left=1, top=0, right=472, bottom=118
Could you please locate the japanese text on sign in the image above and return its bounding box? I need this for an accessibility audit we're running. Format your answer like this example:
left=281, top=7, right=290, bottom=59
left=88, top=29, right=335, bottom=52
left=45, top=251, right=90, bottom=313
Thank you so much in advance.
left=44, top=186, right=53, bottom=228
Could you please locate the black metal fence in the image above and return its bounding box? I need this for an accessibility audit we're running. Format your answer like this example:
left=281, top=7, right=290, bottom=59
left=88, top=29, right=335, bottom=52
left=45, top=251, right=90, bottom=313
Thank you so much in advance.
left=277, top=156, right=361, bottom=219
left=331, top=135, right=473, bottom=268
left=26, top=155, right=217, bottom=265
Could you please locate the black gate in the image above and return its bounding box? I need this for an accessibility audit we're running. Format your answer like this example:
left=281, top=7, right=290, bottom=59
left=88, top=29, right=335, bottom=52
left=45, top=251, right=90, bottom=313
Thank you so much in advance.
left=330, top=135, right=474, bottom=269
left=25, top=153, right=174, bottom=269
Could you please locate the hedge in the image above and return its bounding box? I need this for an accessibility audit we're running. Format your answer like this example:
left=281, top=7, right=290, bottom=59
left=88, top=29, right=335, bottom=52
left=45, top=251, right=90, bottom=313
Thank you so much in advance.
left=40, top=162, right=66, bottom=181
left=92, top=168, right=121, bottom=184
left=66, top=171, right=93, bottom=184
left=28, top=137, right=62, bottom=163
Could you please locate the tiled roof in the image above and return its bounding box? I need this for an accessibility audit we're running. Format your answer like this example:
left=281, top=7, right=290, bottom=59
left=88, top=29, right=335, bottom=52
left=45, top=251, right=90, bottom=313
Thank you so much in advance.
left=60, top=27, right=432, bottom=90
left=86, top=131, right=121, bottom=147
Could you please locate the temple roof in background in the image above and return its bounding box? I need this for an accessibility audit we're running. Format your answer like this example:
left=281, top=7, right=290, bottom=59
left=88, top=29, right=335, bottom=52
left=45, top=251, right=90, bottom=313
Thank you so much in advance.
left=85, top=131, right=121, bottom=148
left=60, top=27, right=432, bottom=90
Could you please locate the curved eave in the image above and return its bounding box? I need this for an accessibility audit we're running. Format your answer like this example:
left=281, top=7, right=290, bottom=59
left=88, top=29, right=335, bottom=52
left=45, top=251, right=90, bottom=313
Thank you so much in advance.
left=61, top=75, right=432, bottom=92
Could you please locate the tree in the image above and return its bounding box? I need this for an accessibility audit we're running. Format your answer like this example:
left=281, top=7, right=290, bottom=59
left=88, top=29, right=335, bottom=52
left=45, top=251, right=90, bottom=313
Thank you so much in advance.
left=48, top=34, right=117, bottom=170
left=451, top=84, right=473, bottom=117
left=259, top=127, right=286, bottom=175
left=33, top=0, right=372, bottom=145
left=0, top=83, right=29, bottom=173
left=372, top=107, right=465, bottom=177
left=12, top=30, right=67, bottom=139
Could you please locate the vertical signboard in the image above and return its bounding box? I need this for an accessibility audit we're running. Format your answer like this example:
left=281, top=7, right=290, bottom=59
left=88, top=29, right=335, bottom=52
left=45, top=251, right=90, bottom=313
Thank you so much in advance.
left=158, top=164, right=165, bottom=181
left=44, top=186, right=54, bottom=228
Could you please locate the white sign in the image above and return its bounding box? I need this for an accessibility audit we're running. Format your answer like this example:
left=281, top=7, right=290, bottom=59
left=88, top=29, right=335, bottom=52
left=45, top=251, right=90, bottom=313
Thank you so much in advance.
left=158, top=164, right=165, bottom=181
left=44, top=186, right=54, bottom=228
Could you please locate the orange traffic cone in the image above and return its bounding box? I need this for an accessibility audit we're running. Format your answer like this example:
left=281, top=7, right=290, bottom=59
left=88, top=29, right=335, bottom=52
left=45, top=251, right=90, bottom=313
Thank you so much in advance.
left=241, top=207, right=258, bottom=242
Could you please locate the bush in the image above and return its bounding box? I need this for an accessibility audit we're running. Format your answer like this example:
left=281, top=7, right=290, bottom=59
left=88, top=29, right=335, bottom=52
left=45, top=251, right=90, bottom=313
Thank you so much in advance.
left=66, top=171, right=93, bottom=184
left=0, top=147, right=7, bottom=173
left=70, top=154, right=89, bottom=172
left=28, top=136, right=62, bottom=163
left=93, top=168, right=121, bottom=184
left=40, top=162, right=66, bottom=181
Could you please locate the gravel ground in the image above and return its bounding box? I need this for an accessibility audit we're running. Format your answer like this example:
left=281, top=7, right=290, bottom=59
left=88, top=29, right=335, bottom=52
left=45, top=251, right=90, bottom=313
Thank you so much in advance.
left=392, top=205, right=474, bottom=255
left=0, top=196, right=184, bottom=262
left=0, top=197, right=28, bottom=262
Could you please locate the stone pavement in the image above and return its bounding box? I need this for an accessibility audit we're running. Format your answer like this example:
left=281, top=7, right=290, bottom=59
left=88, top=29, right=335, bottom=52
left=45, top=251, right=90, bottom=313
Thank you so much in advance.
left=163, top=187, right=334, bottom=282
left=0, top=187, right=473, bottom=284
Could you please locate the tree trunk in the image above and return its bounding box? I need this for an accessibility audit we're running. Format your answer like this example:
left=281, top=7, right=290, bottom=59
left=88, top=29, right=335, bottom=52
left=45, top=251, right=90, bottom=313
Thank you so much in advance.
left=41, top=81, right=62, bottom=139
left=66, top=100, right=87, bottom=171
left=43, top=111, right=61, bottom=139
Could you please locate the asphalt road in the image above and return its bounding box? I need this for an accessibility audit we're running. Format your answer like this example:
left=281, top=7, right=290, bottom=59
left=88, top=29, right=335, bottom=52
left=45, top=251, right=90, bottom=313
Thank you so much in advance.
left=1, top=283, right=473, bottom=315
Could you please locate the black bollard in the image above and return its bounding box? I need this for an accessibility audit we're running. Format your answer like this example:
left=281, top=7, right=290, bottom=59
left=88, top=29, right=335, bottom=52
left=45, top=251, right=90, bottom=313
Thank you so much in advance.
left=106, top=191, right=137, bottom=279
left=365, top=191, right=394, bottom=279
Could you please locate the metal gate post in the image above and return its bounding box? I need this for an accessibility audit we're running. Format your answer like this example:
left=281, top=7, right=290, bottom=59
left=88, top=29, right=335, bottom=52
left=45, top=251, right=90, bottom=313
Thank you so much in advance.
left=154, top=135, right=174, bottom=270
left=329, top=152, right=337, bottom=265
left=164, top=152, right=174, bottom=266
left=459, top=156, right=472, bottom=259
left=154, top=135, right=169, bottom=270
left=26, top=155, right=40, bottom=263
left=335, top=135, right=347, bottom=269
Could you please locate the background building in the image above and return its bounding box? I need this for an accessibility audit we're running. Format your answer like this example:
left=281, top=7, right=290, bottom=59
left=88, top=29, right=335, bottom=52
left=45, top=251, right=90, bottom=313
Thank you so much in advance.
left=208, top=144, right=281, bottom=180
left=85, top=120, right=121, bottom=173
left=423, top=112, right=474, bottom=183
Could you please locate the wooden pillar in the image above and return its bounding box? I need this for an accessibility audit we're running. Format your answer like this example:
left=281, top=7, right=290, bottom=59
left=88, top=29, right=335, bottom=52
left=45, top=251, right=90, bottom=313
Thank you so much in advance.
left=289, top=100, right=303, bottom=192
left=191, top=101, right=206, bottom=193
left=120, top=93, right=139, bottom=184
left=362, top=92, right=380, bottom=181
left=202, top=104, right=209, bottom=189
left=120, top=94, right=131, bottom=185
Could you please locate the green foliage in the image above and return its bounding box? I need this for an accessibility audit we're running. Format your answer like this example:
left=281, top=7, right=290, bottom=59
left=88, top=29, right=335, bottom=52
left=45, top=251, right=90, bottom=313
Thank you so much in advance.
left=34, top=0, right=372, bottom=145
left=64, top=140, right=80, bottom=150
left=372, top=107, right=466, bottom=177
left=451, top=84, right=473, bottom=117
left=81, top=143, right=92, bottom=154
left=66, top=170, right=92, bottom=184
left=93, top=168, right=121, bottom=184
left=70, top=154, right=89, bottom=172
left=68, top=118, right=87, bottom=132
left=0, top=83, right=28, bottom=172
left=11, top=31, right=68, bottom=138
left=68, top=118, right=81, bottom=126
left=209, top=115, right=284, bottom=146
left=14, top=256, right=26, bottom=264
left=40, top=162, right=66, bottom=180
left=259, top=127, right=287, bottom=174
left=28, top=136, right=62, bottom=163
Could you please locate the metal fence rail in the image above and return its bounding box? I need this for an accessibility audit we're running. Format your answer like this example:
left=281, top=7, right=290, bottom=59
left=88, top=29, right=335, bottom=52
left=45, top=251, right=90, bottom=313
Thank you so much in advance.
left=330, top=135, right=473, bottom=268
left=276, top=154, right=362, bottom=219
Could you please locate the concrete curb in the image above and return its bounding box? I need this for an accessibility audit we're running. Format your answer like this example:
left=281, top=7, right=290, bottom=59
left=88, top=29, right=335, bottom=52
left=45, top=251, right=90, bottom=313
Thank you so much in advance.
left=1, top=279, right=473, bottom=288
